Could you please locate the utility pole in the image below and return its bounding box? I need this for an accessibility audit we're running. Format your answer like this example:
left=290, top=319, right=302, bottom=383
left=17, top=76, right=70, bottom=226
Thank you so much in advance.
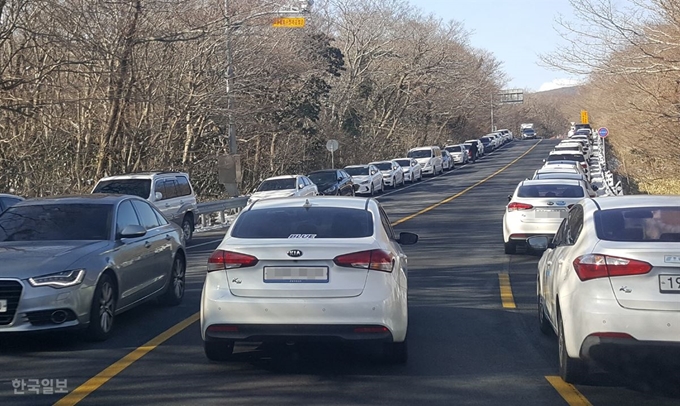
left=225, top=0, right=237, bottom=155
left=490, top=92, right=495, bottom=132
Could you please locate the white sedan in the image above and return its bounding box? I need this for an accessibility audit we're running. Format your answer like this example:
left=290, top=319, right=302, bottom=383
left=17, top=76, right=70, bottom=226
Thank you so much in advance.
left=502, top=179, right=590, bottom=254
left=530, top=196, right=680, bottom=383
left=200, top=196, right=418, bottom=363
left=370, top=160, right=405, bottom=189
left=394, top=158, right=423, bottom=183
left=444, top=145, right=469, bottom=165
left=247, top=175, right=318, bottom=206
left=345, top=164, right=384, bottom=195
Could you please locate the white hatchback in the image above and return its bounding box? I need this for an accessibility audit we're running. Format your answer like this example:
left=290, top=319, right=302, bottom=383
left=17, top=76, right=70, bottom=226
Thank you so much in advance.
left=201, top=197, right=418, bottom=363
left=502, top=179, right=589, bottom=254
left=530, top=196, right=680, bottom=384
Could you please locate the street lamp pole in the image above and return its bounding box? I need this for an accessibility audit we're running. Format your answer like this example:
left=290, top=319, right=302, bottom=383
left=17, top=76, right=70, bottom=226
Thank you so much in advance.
left=490, top=91, right=495, bottom=132
left=225, top=0, right=237, bottom=155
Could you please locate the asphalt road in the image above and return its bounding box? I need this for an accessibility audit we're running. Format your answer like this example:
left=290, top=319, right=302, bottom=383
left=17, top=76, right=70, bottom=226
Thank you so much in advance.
left=1, top=139, right=679, bottom=405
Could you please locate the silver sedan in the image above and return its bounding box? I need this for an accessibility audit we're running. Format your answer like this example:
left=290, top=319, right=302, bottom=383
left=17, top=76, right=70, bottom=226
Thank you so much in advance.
left=0, top=195, right=186, bottom=340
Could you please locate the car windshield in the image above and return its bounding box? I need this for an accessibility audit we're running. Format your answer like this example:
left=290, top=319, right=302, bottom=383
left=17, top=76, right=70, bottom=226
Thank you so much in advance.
left=395, top=159, right=411, bottom=167
left=547, top=154, right=584, bottom=163
left=308, top=172, right=337, bottom=184
left=0, top=204, right=112, bottom=241
left=407, top=150, right=431, bottom=158
left=595, top=207, right=680, bottom=242
left=575, top=129, right=590, bottom=134
left=231, top=207, right=373, bottom=239
left=345, top=167, right=368, bottom=176
left=463, top=144, right=472, bottom=150
left=257, top=179, right=296, bottom=191
left=517, top=185, right=584, bottom=198
left=445, top=146, right=462, bottom=153
left=92, top=179, right=151, bottom=199
left=373, top=162, right=392, bottom=171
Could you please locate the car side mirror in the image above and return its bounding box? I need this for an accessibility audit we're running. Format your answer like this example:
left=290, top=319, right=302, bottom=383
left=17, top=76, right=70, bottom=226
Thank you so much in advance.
left=119, top=224, right=147, bottom=239
left=154, top=192, right=163, bottom=200
left=508, top=195, right=512, bottom=202
left=371, top=170, right=376, bottom=175
left=397, top=231, right=418, bottom=245
left=411, top=162, right=416, bottom=166
left=591, top=184, right=599, bottom=191
left=298, top=184, right=304, bottom=189
left=353, top=184, right=360, bottom=192
left=338, top=177, right=343, bottom=181
left=526, top=236, right=549, bottom=252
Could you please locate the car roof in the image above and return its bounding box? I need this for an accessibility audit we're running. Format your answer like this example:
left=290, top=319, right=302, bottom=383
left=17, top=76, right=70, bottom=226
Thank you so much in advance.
left=308, top=169, right=338, bottom=174
left=408, top=146, right=435, bottom=151
left=521, top=179, right=582, bottom=187
left=0, top=194, right=24, bottom=199
left=369, top=160, right=394, bottom=165
left=97, top=171, right=188, bottom=181
left=549, top=151, right=585, bottom=156
left=263, top=175, right=300, bottom=180
left=16, top=194, right=132, bottom=206
left=592, top=195, right=680, bottom=210
left=345, top=164, right=371, bottom=168
left=248, top=196, right=373, bottom=211
left=537, top=167, right=579, bottom=173
left=535, top=173, right=585, bottom=180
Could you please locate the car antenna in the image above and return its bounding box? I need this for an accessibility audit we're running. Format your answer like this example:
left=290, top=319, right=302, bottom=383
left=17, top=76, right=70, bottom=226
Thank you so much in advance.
left=303, top=199, right=313, bottom=210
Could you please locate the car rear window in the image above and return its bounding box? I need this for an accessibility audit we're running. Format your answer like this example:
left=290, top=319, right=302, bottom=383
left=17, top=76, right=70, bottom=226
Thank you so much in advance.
left=595, top=207, right=680, bottom=242
left=547, top=154, right=584, bottom=162
left=407, top=149, right=432, bottom=158
left=517, top=185, right=584, bottom=198
left=93, top=179, right=151, bottom=199
left=231, top=207, right=374, bottom=239
left=0, top=204, right=112, bottom=241
left=445, top=146, right=462, bottom=153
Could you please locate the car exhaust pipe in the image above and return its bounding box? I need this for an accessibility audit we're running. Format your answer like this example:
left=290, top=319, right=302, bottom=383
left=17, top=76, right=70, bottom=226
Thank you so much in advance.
left=50, top=310, right=68, bottom=324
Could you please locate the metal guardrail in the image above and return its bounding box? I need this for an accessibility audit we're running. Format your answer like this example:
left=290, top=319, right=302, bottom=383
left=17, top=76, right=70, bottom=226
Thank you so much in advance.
left=195, top=196, right=249, bottom=232
left=593, top=136, right=623, bottom=196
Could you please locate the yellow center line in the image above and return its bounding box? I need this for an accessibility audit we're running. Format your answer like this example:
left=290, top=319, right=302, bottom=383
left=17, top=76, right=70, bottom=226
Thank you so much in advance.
left=498, top=273, right=516, bottom=309
left=54, top=312, right=199, bottom=406
left=545, top=376, right=593, bottom=406
left=391, top=139, right=542, bottom=226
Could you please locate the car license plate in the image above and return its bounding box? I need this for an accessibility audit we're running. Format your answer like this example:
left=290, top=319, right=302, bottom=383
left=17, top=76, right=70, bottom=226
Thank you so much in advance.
left=263, top=267, right=329, bottom=283
left=659, top=275, right=680, bottom=293
left=0, top=299, right=6, bottom=313
left=535, top=209, right=566, bottom=219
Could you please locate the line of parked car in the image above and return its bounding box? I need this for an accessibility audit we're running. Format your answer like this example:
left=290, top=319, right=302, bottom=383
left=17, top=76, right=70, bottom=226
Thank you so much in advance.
left=504, top=124, right=680, bottom=386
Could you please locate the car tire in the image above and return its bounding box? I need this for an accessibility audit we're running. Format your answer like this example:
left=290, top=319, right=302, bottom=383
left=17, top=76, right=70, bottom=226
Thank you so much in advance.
left=558, top=311, right=589, bottom=384
left=504, top=241, right=516, bottom=255
left=370, top=184, right=375, bottom=196
left=181, top=215, right=194, bottom=243
left=159, top=254, right=186, bottom=306
left=380, top=181, right=385, bottom=193
left=391, top=178, right=396, bottom=189
left=86, top=273, right=117, bottom=342
left=538, top=296, right=552, bottom=336
left=204, top=340, right=235, bottom=362
left=383, top=338, right=408, bottom=364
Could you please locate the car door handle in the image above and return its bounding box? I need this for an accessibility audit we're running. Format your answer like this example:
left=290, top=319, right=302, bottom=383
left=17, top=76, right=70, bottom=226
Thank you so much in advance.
left=547, top=261, right=553, bottom=266
left=558, top=260, right=564, bottom=265
left=144, top=241, right=151, bottom=248
left=165, top=203, right=170, bottom=207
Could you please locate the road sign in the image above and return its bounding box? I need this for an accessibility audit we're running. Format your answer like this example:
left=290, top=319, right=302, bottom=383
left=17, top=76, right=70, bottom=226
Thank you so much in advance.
left=581, top=110, right=589, bottom=124
left=326, top=139, right=339, bottom=152
left=498, top=89, right=524, bottom=104
left=272, top=17, right=305, bottom=28
left=598, top=127, right=609, bottom=138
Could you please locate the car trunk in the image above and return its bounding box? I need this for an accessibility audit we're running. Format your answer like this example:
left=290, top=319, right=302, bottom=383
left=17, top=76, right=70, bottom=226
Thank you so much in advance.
left=518, top=198, right=580, bottom=224
left=596, top=241, right=680, bottom=311
left=224, top=239, right=376, bottom=299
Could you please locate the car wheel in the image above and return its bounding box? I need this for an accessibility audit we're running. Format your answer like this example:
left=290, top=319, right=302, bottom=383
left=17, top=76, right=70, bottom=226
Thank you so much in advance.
left=391, top=177, right=396, bottom=189
left=181, top=215, right=194, bottom=243
left=558, top=311, right=589, bottom=384
left=370, top=184, right=375, bottom=196
left=159, top=254, right=186, bottom=306
left=504, top=241, right=516, bottom=255
left=538, top=295, right=552, bottom=335
left=204, top=340, right=235, bottom=362
left=86, top=273, right=116, bottom=341
left=383, top=338, right=408, bottom=364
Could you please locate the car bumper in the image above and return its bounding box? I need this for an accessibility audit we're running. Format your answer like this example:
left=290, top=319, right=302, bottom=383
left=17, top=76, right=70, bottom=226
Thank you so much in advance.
left=383, top=177, right=395, bottom=186
left=503, top=215, right=563, bottom=242
left=356, top=184, right=373, bottom=194
left=403, top=172, right=412, bottom=181
left=201, top=275, right=407, bottom=343
left=422, top=167, right=434, bottom=175
left=0, top=279, right=90, bottom=333
left=452, top=156, right=465, bottom=164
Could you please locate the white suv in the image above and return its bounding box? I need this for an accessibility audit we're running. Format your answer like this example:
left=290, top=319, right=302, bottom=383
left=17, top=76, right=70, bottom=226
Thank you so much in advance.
left=92, top=171, right=198, bottom=242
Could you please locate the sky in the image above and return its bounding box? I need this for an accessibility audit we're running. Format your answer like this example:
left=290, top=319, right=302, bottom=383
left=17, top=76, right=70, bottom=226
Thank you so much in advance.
left=408, top=0, right=581, bottom=92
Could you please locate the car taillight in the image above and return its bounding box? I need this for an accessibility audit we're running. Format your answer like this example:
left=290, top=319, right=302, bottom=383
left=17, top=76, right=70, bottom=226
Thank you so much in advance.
left=207, top=250, right=258, bottom=272
left=507, top=202, right=533, bottom=211
left=572, top=254, right=652, bottom=281
left=333, top=249, right=394, bottom=272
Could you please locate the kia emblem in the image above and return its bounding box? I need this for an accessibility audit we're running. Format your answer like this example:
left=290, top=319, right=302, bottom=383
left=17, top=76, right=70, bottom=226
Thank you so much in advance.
left=287, top=250, right=303, bottom=258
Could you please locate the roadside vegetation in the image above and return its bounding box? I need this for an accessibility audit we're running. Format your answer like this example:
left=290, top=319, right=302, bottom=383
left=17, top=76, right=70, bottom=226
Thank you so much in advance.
left=0, top=0, right=508, bottom=198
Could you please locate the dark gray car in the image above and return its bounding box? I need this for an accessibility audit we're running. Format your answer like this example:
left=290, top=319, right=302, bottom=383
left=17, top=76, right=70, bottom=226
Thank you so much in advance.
left=0, top=195, right=186, bottom=340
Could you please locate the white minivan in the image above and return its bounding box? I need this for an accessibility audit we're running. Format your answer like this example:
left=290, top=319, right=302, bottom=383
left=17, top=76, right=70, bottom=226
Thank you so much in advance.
left=407, top=146, right=443, bottom=176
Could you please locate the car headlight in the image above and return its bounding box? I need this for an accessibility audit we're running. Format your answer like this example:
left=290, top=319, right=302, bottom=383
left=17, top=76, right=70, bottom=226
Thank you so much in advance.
left=361, top=180, right=369, bottom=185
left=323, top=186, right=337, bottom=194
left=28, top=269, right=85, bottom=288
